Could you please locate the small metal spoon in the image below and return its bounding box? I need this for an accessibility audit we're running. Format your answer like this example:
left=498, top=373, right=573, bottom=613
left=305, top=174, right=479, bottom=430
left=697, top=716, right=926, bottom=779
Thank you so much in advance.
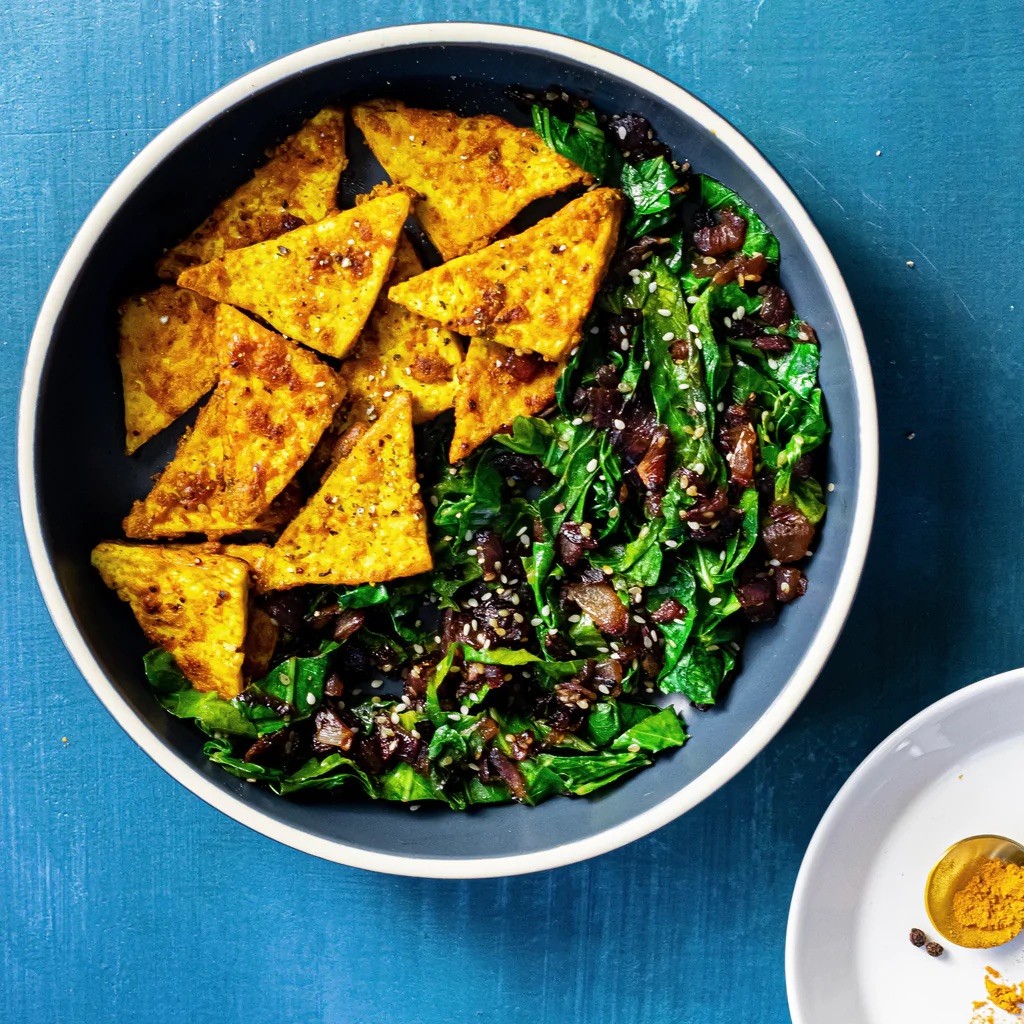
left=925, top=835, right=1024, bottom=948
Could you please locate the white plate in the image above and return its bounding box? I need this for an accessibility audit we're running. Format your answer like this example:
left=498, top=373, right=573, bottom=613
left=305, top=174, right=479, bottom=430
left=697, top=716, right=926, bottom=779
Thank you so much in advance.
left=787, top=668, right=1024, bottom=1023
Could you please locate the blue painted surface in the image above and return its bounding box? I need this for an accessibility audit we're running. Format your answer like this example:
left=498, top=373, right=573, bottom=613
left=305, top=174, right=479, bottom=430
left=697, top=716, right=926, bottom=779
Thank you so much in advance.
left=1, top=3, right=1021, bottom=1021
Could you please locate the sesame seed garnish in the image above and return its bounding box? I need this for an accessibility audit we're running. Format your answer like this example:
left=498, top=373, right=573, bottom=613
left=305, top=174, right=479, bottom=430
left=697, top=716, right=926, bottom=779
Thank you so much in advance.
left=306, top=692, right=316, bottom=705
left=709, top=597, right=722, bottom=606
left=586, top=458, right=599, bottom=472
left=613, top=418, right=626, bottom=430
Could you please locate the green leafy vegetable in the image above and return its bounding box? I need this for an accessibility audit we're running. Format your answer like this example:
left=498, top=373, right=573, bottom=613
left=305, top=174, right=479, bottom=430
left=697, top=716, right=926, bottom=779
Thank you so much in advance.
left=531, top=106, right=618, bottom=182
left=699, top=174, right=781, bottom=263
left=621, top=156, right=683, bottom=237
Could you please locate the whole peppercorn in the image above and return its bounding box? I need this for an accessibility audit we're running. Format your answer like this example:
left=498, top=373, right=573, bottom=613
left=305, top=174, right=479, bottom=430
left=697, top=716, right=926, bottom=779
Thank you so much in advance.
left=909, top=928, right=926, bottom=947
left=925, top=941, right=944, bottom=958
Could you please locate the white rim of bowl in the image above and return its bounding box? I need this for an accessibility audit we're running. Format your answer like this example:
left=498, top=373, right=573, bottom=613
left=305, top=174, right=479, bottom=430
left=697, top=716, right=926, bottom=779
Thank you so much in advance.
left=17, top=22, right=878, bottom=879
left=785, top=668, right=1024, bottom=1022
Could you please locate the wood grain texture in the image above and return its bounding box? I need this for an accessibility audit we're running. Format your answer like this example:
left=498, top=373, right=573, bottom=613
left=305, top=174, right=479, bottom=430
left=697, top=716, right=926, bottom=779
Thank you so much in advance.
left=2, top=1, right=1023, bottom=1020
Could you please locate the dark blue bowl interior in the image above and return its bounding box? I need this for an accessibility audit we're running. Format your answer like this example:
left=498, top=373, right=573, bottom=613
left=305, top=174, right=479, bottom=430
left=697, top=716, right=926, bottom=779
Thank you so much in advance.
left=32, top=40, right=862, bottom=864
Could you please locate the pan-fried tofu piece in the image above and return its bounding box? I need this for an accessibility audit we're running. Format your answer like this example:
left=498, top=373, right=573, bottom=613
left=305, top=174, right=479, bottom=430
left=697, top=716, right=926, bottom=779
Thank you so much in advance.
left=156, top=107, right=348, bottom=280
left=388, top=188, right=622, bottom=362
left=123, top=306, right=344, bottom=539
left=341, top=233, right=462, bottom=425
left=218, top=542, right=278, bottom=593
left=176, top=191, right=411, bottom=359
left=92, top=541, right=250, bottom=698
left=232, top=392, right=432, bottom=589
left=352, top=99, right=593, bottom=260
left=450, top=339, right=564, bottom=461
left=118, top=286, right=218, bottom=454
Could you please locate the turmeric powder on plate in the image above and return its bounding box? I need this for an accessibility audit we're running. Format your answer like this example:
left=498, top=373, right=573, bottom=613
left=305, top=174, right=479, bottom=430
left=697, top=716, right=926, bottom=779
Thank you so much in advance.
left=970, top=967, right=1024, bottom=1022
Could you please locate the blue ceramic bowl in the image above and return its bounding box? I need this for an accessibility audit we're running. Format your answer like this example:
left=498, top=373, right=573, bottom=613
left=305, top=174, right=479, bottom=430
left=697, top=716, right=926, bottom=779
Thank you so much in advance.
left=18, top=24, right=877, bottom=877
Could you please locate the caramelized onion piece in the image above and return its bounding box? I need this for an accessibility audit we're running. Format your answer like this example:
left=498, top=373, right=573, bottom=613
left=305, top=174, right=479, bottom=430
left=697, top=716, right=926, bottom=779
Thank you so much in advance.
left=694, top=207, right=748, bottom=256
left=762, top=503, right=815, bottom=563
left=564, top=582, right=629, bottom=636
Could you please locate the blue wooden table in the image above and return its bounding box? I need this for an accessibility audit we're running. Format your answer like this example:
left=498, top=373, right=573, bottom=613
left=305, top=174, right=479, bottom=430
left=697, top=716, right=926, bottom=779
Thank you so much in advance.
left=2, top=2, right=1021, bottom=1020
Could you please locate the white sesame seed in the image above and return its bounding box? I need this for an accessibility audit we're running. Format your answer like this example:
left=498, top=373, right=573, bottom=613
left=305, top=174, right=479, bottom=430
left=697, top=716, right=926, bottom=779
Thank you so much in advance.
left=158, top=315, right=169, bottom=325
left=628, top=743, right=642, bottom=753
left=306, top=692, right=316, bottom=705
left=613, top=418, right=626, bottom=430
left=586, top=458, right=599, bottom=472
left=687, top=295, right=699, bottom=305
left=827, top=482, right=836, bottom=492
left=648, top=281, right=657, bottom=293
left=371, top=680, right=383, bottom=689
left=695, top=401, right=707, bottom=413
left=709, top=597, right=722, bottom=606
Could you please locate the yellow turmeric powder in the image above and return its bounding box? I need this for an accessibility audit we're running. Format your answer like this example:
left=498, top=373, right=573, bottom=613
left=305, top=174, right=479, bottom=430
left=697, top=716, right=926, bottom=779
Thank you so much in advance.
left=970, top=967, right=1024, bottom=1021
left=947, top=858, right=1024, bottom=946
left=985, top=967, right=1024, bottom=1014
